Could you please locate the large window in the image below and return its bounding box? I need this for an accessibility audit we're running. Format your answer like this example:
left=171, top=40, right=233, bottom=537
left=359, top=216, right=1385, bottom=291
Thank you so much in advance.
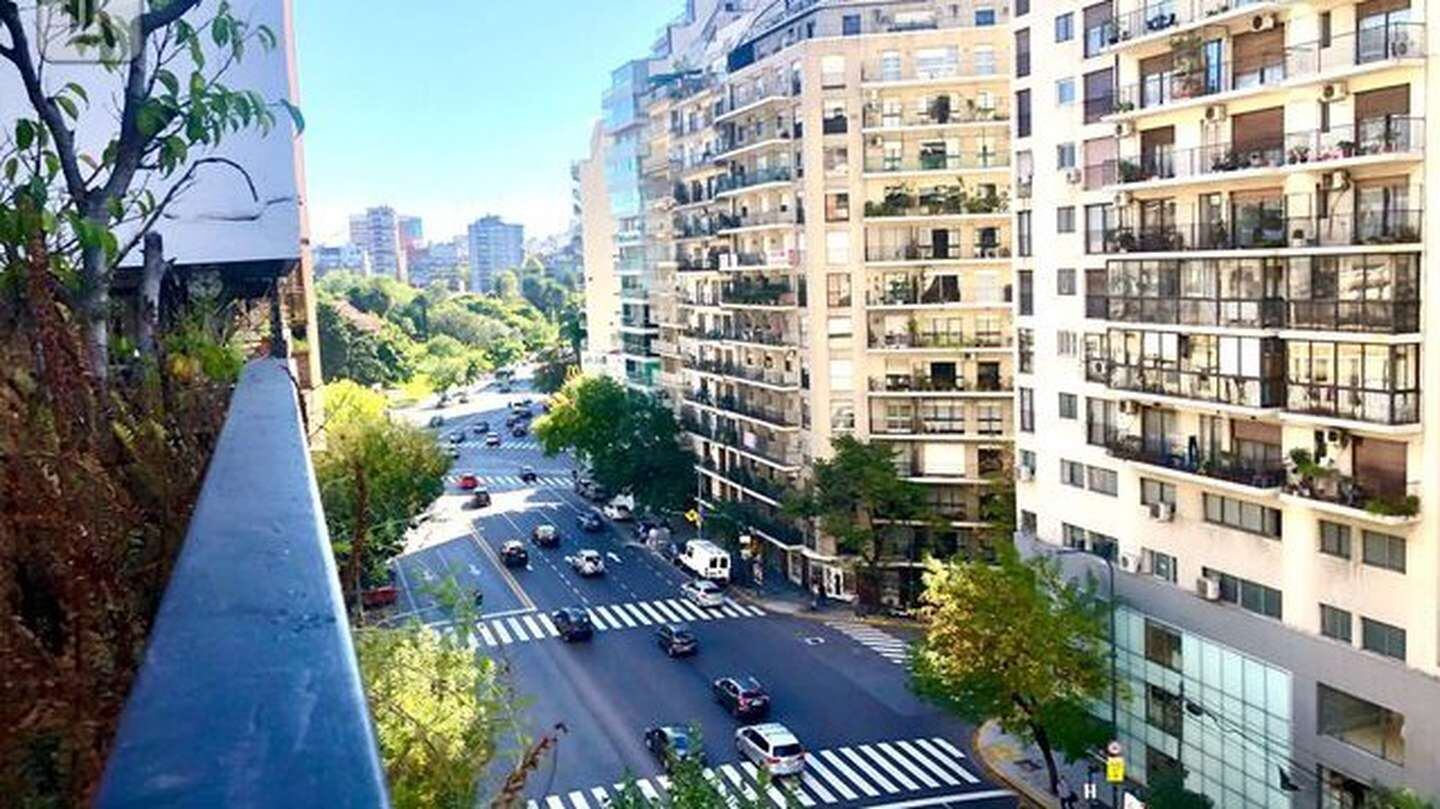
left=1318, top=521, right=1351, bottom=559
left=1017, top=211, right=1033, bottom=258
left=1203, top=493, right=1281, bottom=539
left=1362, top=530, right=1406, bottom=573
left=1140, top=478, right=1175, bottom=507
left=1058, top=393, right=1077, bottom=420
left=1146, top=685, right=1183, bottom=736
left=1015, top=28, right=1030, bottom=77
left=1019, top=387, right=1034, bottom=433
left=1016, top=89, right=1031, bottom=138
left=1287, top=340, right=1419, bottom=425
left=1318, top=684, right=1404, bottom=763
left=1055, top=12, right=1074, bottom=42
left=1087, top=466, right=1118, bottom=496
left=1361, top=617, right=1406, bottom=661
left=1018, top=269, right=1033, bottom=314
left=1144, top=620, right=1182, bottom=670
left=1319, top=604, right=1352, bottom=643
left=1060, top=458, right=1084, bottom=487
left=1203, top=567, right=1282, bottom=619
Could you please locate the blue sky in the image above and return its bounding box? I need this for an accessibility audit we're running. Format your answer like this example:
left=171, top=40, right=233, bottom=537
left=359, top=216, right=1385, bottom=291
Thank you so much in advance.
left=293, top=1, right=683, bottom=246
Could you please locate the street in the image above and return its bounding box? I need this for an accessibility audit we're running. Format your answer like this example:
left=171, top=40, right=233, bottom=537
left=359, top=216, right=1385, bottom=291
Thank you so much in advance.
left=390, top=372, right=1016, bottom=809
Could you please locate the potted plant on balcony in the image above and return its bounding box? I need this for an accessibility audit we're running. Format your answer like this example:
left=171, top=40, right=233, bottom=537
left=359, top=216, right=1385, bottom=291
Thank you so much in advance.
left=1286, top=145, right=1311, bottom=164
left=1337, top=139, right=1357, bottom=158
left=930, top=94, right=952, bottom=125
left=1286, top=449, right=1336, bottom=499
left=1365, top=494, right=1420, bottom=518
left=1117, top=159, right=1145, bottom=183
left=1113, top=99, right=1136, bottom=113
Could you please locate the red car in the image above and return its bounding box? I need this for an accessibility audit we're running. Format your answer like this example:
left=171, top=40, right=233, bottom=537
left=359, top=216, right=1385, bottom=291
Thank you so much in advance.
left=458, top=473, right=479, bottom=490
left=362, top=586, right=398, bottom=608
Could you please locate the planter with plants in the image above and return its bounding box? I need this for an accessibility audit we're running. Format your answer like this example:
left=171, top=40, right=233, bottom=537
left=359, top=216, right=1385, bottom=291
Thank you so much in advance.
left=1286, top=449, right=1337, bottom=499
left=1286, top=145, right=1311, bottom=164
left=1365, top=494, right=1420, bottom=519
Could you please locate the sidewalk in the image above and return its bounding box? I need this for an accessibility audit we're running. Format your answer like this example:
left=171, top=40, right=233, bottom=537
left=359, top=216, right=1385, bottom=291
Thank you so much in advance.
left=974, top=720, right=1113, bottom=809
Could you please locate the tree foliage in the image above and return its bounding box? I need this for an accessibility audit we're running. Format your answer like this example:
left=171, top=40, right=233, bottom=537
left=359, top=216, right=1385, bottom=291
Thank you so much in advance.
left=317, top=300, right=415, bottom=387
left=1146, top=767, right=1214, bottom=809
left=911, top=546, right=1110, bottom=795
left=606, top=728, right=772, bottom=809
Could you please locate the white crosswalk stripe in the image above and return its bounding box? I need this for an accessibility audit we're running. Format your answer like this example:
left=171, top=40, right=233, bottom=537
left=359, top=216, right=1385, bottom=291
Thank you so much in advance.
left=519, top=736, right=997, bottom=809
left=825, top=620, right=912, bottom=665
left=455, top=598, right=770, bottom=649
left=444, top=472, right=571, bottom=488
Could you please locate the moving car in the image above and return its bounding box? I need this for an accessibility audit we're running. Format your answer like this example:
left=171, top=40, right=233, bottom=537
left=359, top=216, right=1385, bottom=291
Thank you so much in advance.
left=457, top=473, right=480, bottom=491
left=458, top=394, right=470, bottom=404
left=446, top=446, right=461, bottom=460
left=655, top=623, right=698, bottom=657
left=519, top=466, right=538, bottom=483
left=575, top=511, right=604, bottom=532
left=531, top=524, right=559, bottom=548
left=601, top=503, right=632, bottom=522
left=511, top=425, right=528, bottom=438
left=500, top=540, right=528, bottom=567
left=427, top=415, right=445, bottom=428
left=472, top=421, right=489, bottom=434
left=468, top=488, right=492, bottom=508
left=713, top=676, right=770, bottom=719
left=551, top=607, right=593, bottom=642
left=566, top=549, right=605, bottom=576
left=485, top=432, right=502, bottom=447
left=643, top=726, right=704, bottom=772
left=449, top=432, right=465, bottom=444
left=734, top=723, right=805, bottom=776
left=680, top=579, right=725, bottom=608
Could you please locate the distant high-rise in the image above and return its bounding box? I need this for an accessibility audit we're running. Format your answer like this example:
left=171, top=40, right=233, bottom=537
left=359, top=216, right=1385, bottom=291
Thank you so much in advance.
left=348, top=206, right=409, bottom=283
left=467, top=215, right=524, bottom=293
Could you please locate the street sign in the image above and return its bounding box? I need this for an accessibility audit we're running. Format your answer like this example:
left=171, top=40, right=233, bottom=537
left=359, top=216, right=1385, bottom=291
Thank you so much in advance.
left=685, top=509, right=701, bottom=525
left=1106, top=756, right=1125, bottom=783
left=1105, top=740, right=1123, bottom=756
left=1082, top=783, right=1097, bottom=800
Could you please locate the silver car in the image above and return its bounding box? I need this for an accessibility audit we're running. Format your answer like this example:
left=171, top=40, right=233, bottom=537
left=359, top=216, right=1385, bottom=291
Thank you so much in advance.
left=734, top=723, right=805, bottom=776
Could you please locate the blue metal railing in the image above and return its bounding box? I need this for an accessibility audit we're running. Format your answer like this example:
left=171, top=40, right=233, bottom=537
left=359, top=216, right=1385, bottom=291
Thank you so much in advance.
left=96, top=359, right=388, bottom=807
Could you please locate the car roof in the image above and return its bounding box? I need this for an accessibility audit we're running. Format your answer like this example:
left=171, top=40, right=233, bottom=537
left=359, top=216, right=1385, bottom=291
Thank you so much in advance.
left=663, top=622, right=692, bottom=632
left=502, top=539, right=522, bottom=547
left=747, top=723, right=797, bottom=743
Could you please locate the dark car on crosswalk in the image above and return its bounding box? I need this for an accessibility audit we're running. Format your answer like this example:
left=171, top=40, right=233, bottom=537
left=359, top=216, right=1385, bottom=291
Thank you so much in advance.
left=511, top=425, right=528, bottom=438
left=576, top=511, right=604, bottom=532
left=713, top=675, right=770, bottom=719
left=472, top=421, right=489, bottom=435
left=519, top=466, right=538, bottom=483
left=643, top=725, right=705, bottom=773
left=552, top=607, right=593, bottom=642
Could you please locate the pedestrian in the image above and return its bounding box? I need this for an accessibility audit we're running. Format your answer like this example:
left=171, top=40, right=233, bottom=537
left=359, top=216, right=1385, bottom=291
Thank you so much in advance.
left=1058, top=775, right=1078, bottom=809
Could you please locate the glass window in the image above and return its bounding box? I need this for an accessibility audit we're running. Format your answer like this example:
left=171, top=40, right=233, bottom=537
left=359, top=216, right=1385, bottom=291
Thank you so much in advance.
left=975, top=6, right=997, bottom=26
left=1057, top=268, right=1076, bottom=295
left=1019, top=387, right=1034, bottom=433
left=826, top=273, right=851, bottom=306
left=1017, top=211, right=1032, bottom=257
left=1055, top=12, right=1074, bottom=42
left=1058, top=393, right=1077, bottom=419
left=841, top=13, right=861, bottom=35
left=1362, top=531, right=1406, bottom=573
left=1318, top=684, right=1404, bottom=763
left=1060, top=459, right=1084, bottom=487
left=1320, top=604, right=1352, bottom=643
left=1015, top=28, right=1030, bottom=78
left=1056, top=78, right=1075, bottom=106
left=1018, top=269, right=1033, bottom=315
left=1361, top=618, right=1406, bottom=661
left=1057, top=330, right=1078, bottom=356
left=1144, top=620, right=1182, bottom=670
left=1146, top=684, right=1183, bottom=735
left=825, top=230, right=849, bottom=264
left=1016, top=89, right=1031, bottom=138
left=1087, top=465, right=1117, bottom=496
left=1202, top=493, right=1281, bottom=539
left=1140, top=478, right=1175, bottom=506
left=1056, top=206, right=1076, bottom=233
left=1318, top=521, right=1351, bottom=559
left=1056, top=143, right=1076, bottom=169
left=1144, top=548, right=1177, bottom=583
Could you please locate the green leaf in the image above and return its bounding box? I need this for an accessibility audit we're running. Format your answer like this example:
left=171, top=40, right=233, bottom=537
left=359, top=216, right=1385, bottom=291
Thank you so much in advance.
left=279, top=98, right=305, bottom=134
left=106, top=195, right=124, bottom=221
left=136, top=101, right=170, bottom=138
left=63, top=82, right=89, bottom=105
left=15, top=119, right=35, bottom=151
left=54, top=94, right=79, bottom=121
left=3, top=158, right=17, bottom=183
left=155, top=69, right=180, bottom=97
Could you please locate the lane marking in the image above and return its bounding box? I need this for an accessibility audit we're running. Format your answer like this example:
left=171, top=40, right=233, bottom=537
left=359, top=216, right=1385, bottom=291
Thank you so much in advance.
left=855, top=744, right=916, bottom=792
left=803, top=755, right=858, bottom=802
left=634, top=601, right=669, bottom=624
left=492, top=621, right=513, bottom=644
left=817, top=749, right=880, bottom=798
left=521, top=614, right=546, bottom=639
left=584, top=609, right=610, bottom=631
left=649, top=600, right=685, bottom=623
left=839, top=746, right=898, bottom=793
left=861, top=790, right=1015, bottom=809
left=567, top=791, right=591, bottom=809
left=875, top=741, right=940, bottom=789
left=468, top=523, right=535, bottom=610
left=739, top=761, right=792, bottom=807
left=892, top=740, right=959, bottom=787
left=913, top=738, right=980, bottom=785
left=800, top=769, right=837, bottom=804
left=506, top=616, right=530, bottom=641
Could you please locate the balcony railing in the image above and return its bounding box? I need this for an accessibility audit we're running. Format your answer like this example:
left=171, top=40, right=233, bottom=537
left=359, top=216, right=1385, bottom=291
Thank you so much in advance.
left=717, top=85, right=794, bottom=118
left=1286, top=384, right=1419, bottom=426
left=1284, top=473, right=1419, bottom=518
left=862, top=104, right=1009, bottom=128
left=689, top=357, right=801, bottom=389
left=869, top=331, right=1011, bottom=350
left=1288, top=301, right=1420, bottom=335
left=715, top=166, right=794, bottom=194
left=863, top=153, right=1010, bottom=174
left=685, top=389, right=800, bottom=429
left=96, top=360, right=387, bottom=806
left=1101, top=363, right=1283, bottom=408
left=1096, top=296, right=1287, bottom=329
left=869, top=375, right=1013, bottom=393
left=677, top=253, right=722, bottom=272
left=1105, top=432, right=1285, bottom=489
left=720, top=280, right=806, bottom=307
left=1092, top=210, right=1423, bottom=254
left=682, top=325, right=792, bottom=347
left=716, top=210, right=802, bottom=231
left=1097, top=0, right=1274, bottom=50
left=697, top=457, right=791, bottom=501
left=682, top=414, right=803, bottom=468
left=866, top=282, right=1011, bottom=307
left=866, top=241, right=1010, bottom=262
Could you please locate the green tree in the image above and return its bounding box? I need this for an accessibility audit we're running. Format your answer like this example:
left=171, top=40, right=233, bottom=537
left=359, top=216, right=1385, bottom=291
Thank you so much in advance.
left=314, top=383, right=448, bottom=593
left=558, top=294, right=587, bottom=357
left=532, top=345, right=578, bottom=394
left=785, top=436, right=933, bottom=606
left=1146, top=767, right=1213, bottom=809
left=911, top=546, right=1110, bottom=795
left=494, top=269, right=520, bottom=300
left=606, top=728, right=770, bottom=809
left=317, top=300, right=416, bottom=386
left=1365, top=787, right=1440, bottom=809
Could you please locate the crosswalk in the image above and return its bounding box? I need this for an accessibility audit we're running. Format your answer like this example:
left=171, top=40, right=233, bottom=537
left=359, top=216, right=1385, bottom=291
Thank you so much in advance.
left=445, top=473, right=572, bottom=488
left=826, top=622, right=912, bottom=666
left=524, top=736, right=1007, bottom=809
left=450, top=438, right=543, bottom=450
left=461, top=598, right=767, bottom=648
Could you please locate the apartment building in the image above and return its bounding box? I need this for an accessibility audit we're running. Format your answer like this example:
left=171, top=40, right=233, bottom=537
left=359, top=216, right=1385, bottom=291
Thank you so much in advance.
left=466, top=215, right=524, bottom=294
left=348, top=206, right=409, bottom=283
left=1012, top=0, right=1437, bottom=803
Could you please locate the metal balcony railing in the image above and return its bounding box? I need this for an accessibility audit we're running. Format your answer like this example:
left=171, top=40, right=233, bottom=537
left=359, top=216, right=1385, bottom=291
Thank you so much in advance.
left=1096, top=0, right=1275, bottom=50
left=1286, top=384, right=1420, bottom=426
left=865, top=241, right=1010, bottom=261
left=96, top=360, right=387, bottom=807
left=689, top=357, right=801, bottom=389
left=861, top=104, right=1009, bottom=128
left=715, top=166, right=794, bottom=194
left=1091, top=209, right=1424, bottom=254
left=1098, top=362, right=1284, bottom=409
left=863, top=153, right=1010, bottom=174
left=869, top=331, right=1012, bottom=350
left=869, top=375, right=1013, bottom=393
left=1105, top=431, right=1285, bottom=489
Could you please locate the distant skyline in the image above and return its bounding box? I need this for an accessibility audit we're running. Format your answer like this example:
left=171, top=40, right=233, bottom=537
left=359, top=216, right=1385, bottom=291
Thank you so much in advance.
left=292, top=0, right=684, bottom=244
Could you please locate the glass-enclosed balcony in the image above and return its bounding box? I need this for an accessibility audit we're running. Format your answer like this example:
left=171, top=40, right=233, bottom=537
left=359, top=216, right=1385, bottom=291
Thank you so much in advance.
left=720, top=278, right=806, bottom=308
left=1287, top=341, right=1419, bottom=425
left=862, top=100, right=1009, bottom=129
left=1090, top=330, right=1286, bottom=408
left=866, top=226, right=1009, bottom=262
left=715, top=166, right=794, bottom=196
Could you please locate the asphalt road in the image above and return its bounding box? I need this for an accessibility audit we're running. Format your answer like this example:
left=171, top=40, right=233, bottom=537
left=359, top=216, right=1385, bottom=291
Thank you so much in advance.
left=390, top=373, right=1016, bottom=809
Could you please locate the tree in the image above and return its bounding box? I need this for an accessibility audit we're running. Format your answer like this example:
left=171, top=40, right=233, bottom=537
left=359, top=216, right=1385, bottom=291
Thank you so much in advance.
left=313, top=383, right=448, bottom=594
left=606, top=728, right=770, bottom=809
left=1146, top=767, right=1213, bottom=809
left=785, top=436, right=933, bottom=607
left=0, top=0, right=303, bottom=377
left=532, top=345, right=578, bottom=394
left=911, top=546, right=1110, bottom=795
left=494, top=269, right=520, bottom=300
left=558, top=294, right=587, bottom=357
left=317, top=300, right=415, bottom=387
left=1365, top=788, right=1439, bottom=809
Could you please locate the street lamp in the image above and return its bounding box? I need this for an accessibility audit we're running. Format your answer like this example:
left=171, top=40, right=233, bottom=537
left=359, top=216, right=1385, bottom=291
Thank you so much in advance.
left=1050, top=545, right=1118, bottom=807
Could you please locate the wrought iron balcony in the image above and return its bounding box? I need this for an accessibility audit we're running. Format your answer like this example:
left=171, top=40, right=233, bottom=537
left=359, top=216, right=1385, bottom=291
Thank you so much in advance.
left=1105, top=432, right=1285, bottom=490
left=862, top=153, right=1010, bottom=176
left=715, top=166, right=794, bottom=194
left=1091, top=209, right=1423, bottom=254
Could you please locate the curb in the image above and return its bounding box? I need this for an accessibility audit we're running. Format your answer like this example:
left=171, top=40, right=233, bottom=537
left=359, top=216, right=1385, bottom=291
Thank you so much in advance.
left=972, top=720, right=1055, bottom=809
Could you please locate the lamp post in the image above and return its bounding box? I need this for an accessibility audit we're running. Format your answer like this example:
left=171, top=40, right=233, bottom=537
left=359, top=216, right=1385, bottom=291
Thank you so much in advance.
left=1052, top=546, right=1118, bottom=808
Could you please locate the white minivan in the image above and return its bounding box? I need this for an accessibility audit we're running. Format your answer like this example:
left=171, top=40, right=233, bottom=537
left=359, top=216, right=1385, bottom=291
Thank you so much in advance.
left=678, top=539, right=731, bottom=583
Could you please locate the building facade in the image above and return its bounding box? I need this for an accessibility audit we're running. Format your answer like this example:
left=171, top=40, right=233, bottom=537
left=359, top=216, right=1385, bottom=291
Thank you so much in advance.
left=312, top=243, right=370, bottom=276
left=467, top=214, right=525, bottom=293
left=1012, top=0, right=1438, bottom=803
left=348, top=206, right=409, bottom=282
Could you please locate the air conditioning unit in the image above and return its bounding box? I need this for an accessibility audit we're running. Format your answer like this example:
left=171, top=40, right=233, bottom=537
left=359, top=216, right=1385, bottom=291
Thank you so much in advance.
left=1320, top=82, right=1348, bottom=102
left=1203, top=104, right=1227, bottom=123
left=1115, top=121, right=1135, bottom=138
left=1118, top=399, right=1139, bottom=415
left=1119, top=552, right=1145, bottom=574
left=1251, top=13, right=1277, bottom=31
left=1113, top=191, right=1133, bottom=207
left=869, top=135, right=885, bottom=147
left=1196, top=576, right=1222, bottom=600
left=1149, top=501, right=1175, bottom=522
left=1065, top=168, right=1083, bottom=184
left=1329, top=170, right=1351, bottom=191
left=1017, top=466, right=1036, bottom=482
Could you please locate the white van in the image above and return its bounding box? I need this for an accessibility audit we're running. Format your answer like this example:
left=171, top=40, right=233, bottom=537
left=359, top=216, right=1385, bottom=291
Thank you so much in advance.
left=679, top=539, right=731, bottom=583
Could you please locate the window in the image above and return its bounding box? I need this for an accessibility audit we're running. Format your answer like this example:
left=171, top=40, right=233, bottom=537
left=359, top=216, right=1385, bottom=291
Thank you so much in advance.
left=1056, top=330, right=1078, bottom=356
left=1056, top=206, right=1076, bottom=233
left=1320, top=604, right=1352, bottom=643
left=1055, top=12, right=1073, bottom=42
left=1062, top=523, right=1086, bottom=549
left=1016, top=0, right=1029, bottom=15
left=1019, top=387, right=1034, bottom=433
left=1060, top=459, right=1084, bottom=487
left=1058, top=393, right=1077, bottom=420
left=1084, top=203, right=1113, bottom=253
left=1318, top=684, right=1404, bottom=763
left=1018, top=328, right=1034, bottom=373
left=1056, top=142, right=1076, bottom=169
left=825, top=230, right=849, bottom=264
left=1018, top=269, right=1033, bottom=315
left=1361, top=618, right=1406, bottom=661
left=1318, top=521, right=1351, bottom=559
left=841, top=13, right=861, bottom=35
left=1020, top=508, right=1037, bottom=534
left=1019, top=449, right=1036, bottom=475
left=1057, top=268, right=1076, bottom=295
left=1203, top=567, right=1283, bottom=619
left=1017, top=210, right=1032, bottom=256
left=1140, top=478, right=1175, bottom=506
left=1362, top=531, right=1406, bottom=573
left=825, top=192, right=850, bottom=222
left=826, top=273, right=851, bottom=306
left=974, top=6, right=997, bottom=26
left=820, top=55, right=846, bottom=88
left=1146, top=685, right=1183, bottom=735
left=1015, top=29, right=1030, bottom=78
left=1144, top=548, right=1177, bottom=583
left=1055, top=78, right=1075, bottom=106
left=1202, top=493, right=1281, bottom=539
left=1087, top=465, right=1118, bottom=496
left=1016, top=89, right=1031, bottom=138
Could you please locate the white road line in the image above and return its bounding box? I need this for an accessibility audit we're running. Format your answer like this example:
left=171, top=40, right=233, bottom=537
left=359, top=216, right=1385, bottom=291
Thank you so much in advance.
left=590, top=606, right=619, bottom=629
left=491, top=621, right=513, bottom=644
left=862, top=791, right=1015, bottom=809
left=589, top=787, right=608, bottom=807
left=927, top=737, right=969, bottom=761
left=913, top=738, right=980, bottom=785
left=855, top=745, right=917, bottom=791
left=635, top=601, right=669, bottom=624
left=610, top=604, right=642, bottom=628
left=739, top=761, right=791, bottom=807
left=527, top=800, right=539, bottom=809
left=666, top=599, right=705, bottom=620
left=718, top=765, right=758, bottom=803
left=477, top=625, right=497, bottom=647
left=800, top=769, right=838, bottom=804
left=817, top=749, right=880, bottom=797
left=739, top=604, right=767, bottom=617
left=522, top=615, right=546, bottom=638
left=875, top=741, right=940, bottom=789
left=537, top=613, right=560, bottom=636
left=649, top=600, right=686, bottom=623
left=546, top=796, right=565, bottom=809
left=839, top=746, right=898, bottom=793
left=636, top=779, right=661, bottom=802
left=717, top=604, right=745, bottom=618
left=506, top=616, right=530, bottom=641
left=567, top=791, right=591, bottom=809
left=619, top=603, right=651, bottom=625
left=892, top=740, right=959, bottom=787
left=804, top=754, right=859, bottom=802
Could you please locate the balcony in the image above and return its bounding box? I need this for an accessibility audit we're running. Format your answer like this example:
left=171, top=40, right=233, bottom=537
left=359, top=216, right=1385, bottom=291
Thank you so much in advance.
left=866, top=280, right=1010, bottom=308
left=96, top=361, right=386, bottom=805
left=862, top=153, right=1009, bottom=176
left=822, top=114, right=849, bottom=135
left=715, top=167, right=794, bottom=196
left=682, top=325, right=792, bottom=348
left=1286, top=384, right=1419, bottom=427
left=1096, top=0, right=1278, bottom=52
left=716, top=85, right=794, bottom=122
left=684, top=388, right=800, bottom=430
left=1092, top=209, right=1423, bottom=254
left=1105, top=432, right=1285, bottom=490
left=720, top=279, right=806, bottom=308
left=866, top=240, right=1009, bottom=263
left=869, top=374, right=1012, bottom=394
left=696, top=457, right=792, bottom=503
left=1110, top=25, right=1425, bottom=117
left=715, top=209, right=802, bottom=233
left=862, top=102, right=1009, bottom=129
left=860, top=55, right=1004, bottom=86
left=1099, top=363, right=1283, bottom=409
left=868, top=330, right=1011, bottom=351
left=677, top=253, right=722, bottom=272
left=1096, top=295, right=1286, bottom=329
left=688, top=357, right=802, bottom=390
left=1283, top=452, right=1419, bottom=523
left=681, top=414, right=803, bottom=470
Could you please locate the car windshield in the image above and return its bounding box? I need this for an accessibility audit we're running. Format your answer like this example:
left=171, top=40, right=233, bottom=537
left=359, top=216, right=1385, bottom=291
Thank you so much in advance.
left=739, top=678, right=765, bottom=695
left=667, top=732, right=690, bottom=753
left=771, top=742, right=802, bottom=757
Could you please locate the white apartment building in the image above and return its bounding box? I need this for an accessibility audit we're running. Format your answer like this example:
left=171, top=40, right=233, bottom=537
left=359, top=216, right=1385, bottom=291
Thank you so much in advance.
left=348, top=206, right=408, bottom=282
left=1012, top=0, right=1438, bottom=803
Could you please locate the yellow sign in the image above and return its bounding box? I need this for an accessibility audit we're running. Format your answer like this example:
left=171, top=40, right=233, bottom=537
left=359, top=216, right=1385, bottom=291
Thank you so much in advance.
left=1106, top=756, right=1125, bottom=783
left=685, top=509, right=701, bottom=525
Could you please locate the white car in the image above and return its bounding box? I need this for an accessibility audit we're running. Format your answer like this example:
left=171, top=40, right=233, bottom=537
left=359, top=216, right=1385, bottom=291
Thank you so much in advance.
left=734, top=723, right=805, bottom=776
left=602, top=503, right=633, bottom=522
left=566, top=549, right=605, bottom=577
left=680, top=579, right=725, bottom=608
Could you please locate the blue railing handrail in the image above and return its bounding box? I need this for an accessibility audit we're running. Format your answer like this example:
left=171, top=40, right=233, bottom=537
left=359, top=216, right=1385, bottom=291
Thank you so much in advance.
left=97, top=359, right=389, bottom=808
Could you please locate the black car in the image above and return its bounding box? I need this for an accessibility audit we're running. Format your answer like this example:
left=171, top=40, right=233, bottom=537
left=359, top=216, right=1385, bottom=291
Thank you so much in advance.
left=576, top=511, right=604, bottom=532
left=656, top=623, right=698, bottom=657
left=511, top=425, right=528, bottom=438
left=449, top=432, right=465, bottom=444
left=467, top=488, right=492, bottom=509
left=500, top=540, right=528, bottom=567
left=519, top=466, right=538, bottom=483
left=643, top=725, right=704, bottom=772
left=473, top=421, right=489, bottom=434
left=712, top=675, right=770, bottom=718
left=552, top=607, right=594, bottom=642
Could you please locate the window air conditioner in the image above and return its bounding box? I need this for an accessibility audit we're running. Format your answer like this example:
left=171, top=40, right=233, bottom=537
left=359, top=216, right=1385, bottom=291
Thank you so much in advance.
left=1196, top=576, right=1222, bottom=600
left=1320, top=82, right=1348, bottom=102
left=1251, top=13, right=1276, bottom=32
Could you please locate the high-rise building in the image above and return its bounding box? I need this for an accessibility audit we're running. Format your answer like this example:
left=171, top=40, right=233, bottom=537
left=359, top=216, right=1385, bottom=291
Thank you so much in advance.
left=347, top=206, right=409, bottom=283
left=1012, top=0, right=1437, bottom=802
left=312, top=243, right=369, bottom=276
left=577, top=134, right=622, bottom=377
left=467, top=215, right=525, bottom=293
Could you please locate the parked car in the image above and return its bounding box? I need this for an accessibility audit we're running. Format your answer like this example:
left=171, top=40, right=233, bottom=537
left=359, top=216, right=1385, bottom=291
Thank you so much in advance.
left=500, top=540, right=528, bottom=567
left=575, top=511, right=604, bottom=532
left=427, top=415, right=445, bottom=428
left=457, top=473, right=479, bottom=490
left=643, top=726, right=704, bottom=772
left=485, top=432, right=501, bottom=447
left=467, top=488, right=492, bottom=508
left=734, top=723, right=805, bottom=776
left=566, top=549, right=605, bottom=576
left=551, top=607, right=593, bottom=642
left=361, top=585, right=398, bottom=608
left=531, top=524, right=559, bottom=547
left=655, top=623, right=698, bottom=657
left=680, top=579, right=725, bottom=608
left=519, top=466, right=538, bottom=483
left=602, top=503, right=632, bottom=522
left=446, top=446, right=461, bottom=460
left=458, top=394, right=470, bottom=404
left=713, top=675, right=770, bottom=719
left=678, top=539, right=731, bottom=582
